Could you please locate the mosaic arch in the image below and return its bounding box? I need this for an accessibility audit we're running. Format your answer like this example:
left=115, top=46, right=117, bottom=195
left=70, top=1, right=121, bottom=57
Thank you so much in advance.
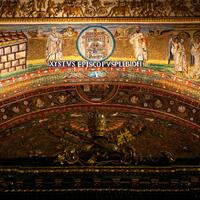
left=1, top=20, right=200, bottom=165
left=1, top=0, right=200, bottom=194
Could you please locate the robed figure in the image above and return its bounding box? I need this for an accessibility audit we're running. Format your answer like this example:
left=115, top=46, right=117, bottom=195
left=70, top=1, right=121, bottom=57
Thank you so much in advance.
left=46, top=27, right=63, bottom=62
left=191, top=36, right=200, bottom=78
left=129, top=26, right=147, bottom=64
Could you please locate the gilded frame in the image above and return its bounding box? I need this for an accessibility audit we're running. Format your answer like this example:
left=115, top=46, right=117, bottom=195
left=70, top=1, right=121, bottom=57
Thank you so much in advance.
left=0, top=17, right=200, bottom=24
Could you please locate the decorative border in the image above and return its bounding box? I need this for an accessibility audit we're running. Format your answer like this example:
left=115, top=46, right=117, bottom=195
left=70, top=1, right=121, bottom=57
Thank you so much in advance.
left=0, top=17, right=200, bottom=24
left=0, top=166, right=200, bottom=193
left=1, top=165, right=200, bottom=173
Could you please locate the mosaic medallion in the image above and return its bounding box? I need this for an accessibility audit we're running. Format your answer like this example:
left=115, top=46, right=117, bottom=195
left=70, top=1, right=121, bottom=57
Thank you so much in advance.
left=76, top=26, right=115, bottom=62
left=76, top=84, right=118, bottom=104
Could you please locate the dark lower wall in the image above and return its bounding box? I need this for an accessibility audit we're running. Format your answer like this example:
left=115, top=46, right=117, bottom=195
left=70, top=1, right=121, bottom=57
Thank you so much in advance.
left=0, top=191, right=200, bottom=200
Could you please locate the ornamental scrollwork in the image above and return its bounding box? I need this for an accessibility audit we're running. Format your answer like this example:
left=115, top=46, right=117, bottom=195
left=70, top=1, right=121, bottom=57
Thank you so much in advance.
left=0, top=0, right=199, bottom=18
